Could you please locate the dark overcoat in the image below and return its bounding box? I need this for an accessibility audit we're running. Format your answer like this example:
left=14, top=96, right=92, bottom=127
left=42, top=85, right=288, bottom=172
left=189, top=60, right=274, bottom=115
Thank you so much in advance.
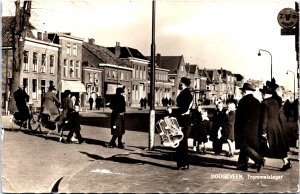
left=13, top=88, right=30, bottom=120
left=260, top=97, right=289, bottom=158
left=234, top=94, right=261, bottom=150
left=42, top=91, right=60, bottom=121
left=222, top=110, right=235, bottom=141
left=110, top=94, right=126, bottom=136
left=175, top=88, right=193, bottom=128
left=210, top=109, right=226, bottom=141
left=59, top=96, right=73, bottom=122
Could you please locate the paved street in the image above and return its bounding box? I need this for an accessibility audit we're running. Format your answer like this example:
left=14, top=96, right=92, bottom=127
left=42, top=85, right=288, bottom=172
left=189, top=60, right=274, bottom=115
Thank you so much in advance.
left=1, top=107, right=299, bottom=193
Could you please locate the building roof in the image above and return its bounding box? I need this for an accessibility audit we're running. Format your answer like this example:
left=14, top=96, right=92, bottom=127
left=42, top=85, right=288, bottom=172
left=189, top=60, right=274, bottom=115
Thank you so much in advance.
left=2, top=16, right=46, bottom=47
left=107, top=46, right=148, bottom=60
left=187, top=64, right=197, bottom=74
left=145, top=55, right=184, bottom=74
left=83, top=42, right=128, bottom=68
left=201, top=69, right=222, bottom=83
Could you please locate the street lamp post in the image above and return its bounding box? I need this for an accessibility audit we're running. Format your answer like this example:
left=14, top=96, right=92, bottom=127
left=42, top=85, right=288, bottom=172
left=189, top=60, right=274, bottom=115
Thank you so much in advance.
left=258, top=49, right=273, bottom=80
left=286, top=70, right=296, bottom=101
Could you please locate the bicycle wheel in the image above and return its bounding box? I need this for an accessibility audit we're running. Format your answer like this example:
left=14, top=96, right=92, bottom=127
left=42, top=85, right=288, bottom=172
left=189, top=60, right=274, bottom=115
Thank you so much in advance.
left=30, top=113, right=40, bottom=131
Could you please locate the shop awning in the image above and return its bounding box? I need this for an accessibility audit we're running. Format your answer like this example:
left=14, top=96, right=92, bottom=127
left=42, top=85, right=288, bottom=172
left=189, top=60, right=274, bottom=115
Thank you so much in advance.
left=61, top=80, right=86, bottom=93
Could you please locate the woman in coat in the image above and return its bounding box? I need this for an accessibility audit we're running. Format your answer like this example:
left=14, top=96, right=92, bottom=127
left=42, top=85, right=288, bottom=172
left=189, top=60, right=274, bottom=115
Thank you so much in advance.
left=222, top=101, right=236, bottom=157
left=42, top=85, right=60, bottom=122
left=259, top=85, right=291, bottom=171
left=210, top=99, right=226, bottom=155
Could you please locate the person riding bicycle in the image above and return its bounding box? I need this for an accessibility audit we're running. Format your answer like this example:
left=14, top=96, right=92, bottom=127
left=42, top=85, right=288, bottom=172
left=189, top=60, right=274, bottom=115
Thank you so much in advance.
left=41, top=85, right=61, bottom=123
left=13, top=85, right=30, bottom=122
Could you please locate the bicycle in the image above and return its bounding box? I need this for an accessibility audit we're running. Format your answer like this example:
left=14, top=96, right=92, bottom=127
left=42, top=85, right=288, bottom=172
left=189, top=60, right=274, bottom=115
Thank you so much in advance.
left=10, top=104, right=41, bottom=132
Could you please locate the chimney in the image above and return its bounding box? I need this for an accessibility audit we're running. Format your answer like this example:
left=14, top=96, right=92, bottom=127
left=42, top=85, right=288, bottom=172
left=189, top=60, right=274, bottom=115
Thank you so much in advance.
left=88, top=38, right=95, bottom=45
left=157, top=53, right=161, bottom=67
left=115, top=42, right=121, bottom=58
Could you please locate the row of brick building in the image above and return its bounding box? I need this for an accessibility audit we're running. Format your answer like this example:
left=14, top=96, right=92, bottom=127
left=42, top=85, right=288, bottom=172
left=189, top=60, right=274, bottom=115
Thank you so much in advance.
left=2, top=16, right=249, bottom=111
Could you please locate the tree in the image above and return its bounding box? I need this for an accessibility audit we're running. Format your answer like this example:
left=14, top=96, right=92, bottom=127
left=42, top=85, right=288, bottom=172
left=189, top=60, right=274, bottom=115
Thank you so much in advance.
left=9, top=0, right=32, bottom=112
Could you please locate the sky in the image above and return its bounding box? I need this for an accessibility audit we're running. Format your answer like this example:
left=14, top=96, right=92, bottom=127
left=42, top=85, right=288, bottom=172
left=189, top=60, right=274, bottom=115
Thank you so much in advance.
left=2, top=0, right=298, bottom=92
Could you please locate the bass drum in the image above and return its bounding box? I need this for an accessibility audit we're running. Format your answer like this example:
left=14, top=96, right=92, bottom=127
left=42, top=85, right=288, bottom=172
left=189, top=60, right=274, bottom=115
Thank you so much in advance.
left=155, top=117, right=184, bottom=148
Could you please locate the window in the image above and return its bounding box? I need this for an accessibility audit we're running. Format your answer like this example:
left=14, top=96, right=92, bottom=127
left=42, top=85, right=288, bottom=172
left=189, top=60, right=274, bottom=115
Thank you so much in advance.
left=37, top=32, right=43, bottom=40
left=94, top=73, right=99, bottom=84
left=63, top=59, right=68, bottom=77
left=23, top=51, right=29, bottom=71
left=33, top=52, right=38, bottom=72
left=107, top=70, right=111, bottom=79
left=73, top=44, right=77, bottom=56
left=41, top=80, right=46, bottom=98
left=180, top=65, right=184, bottom=72
left=75, top=61, right=80, bottom=78
left=89, top=73, right=93, bottom=82
left=132, top=66, right=135, bottom=79
left=112, top=71, right=117, bottom=79
left=49, top=55, right=54, bottom=74
left=41, top=54, right=46, bottom=73
left=49, top=80, right=54, bottom=87
left=32, top=79, right=37, bottom=100
left=139, top=66, right=143, bottom=79
left=144, top=66, right=147, bottom=79
left=67, top=43, right=71, bottom=55
left=120, top=72, right=124, bottom=80
left=23, top=78, right=29, bottom=94
left=135, top=66, right=138, bottom=79
left=70, top=60, right=74, bottom=78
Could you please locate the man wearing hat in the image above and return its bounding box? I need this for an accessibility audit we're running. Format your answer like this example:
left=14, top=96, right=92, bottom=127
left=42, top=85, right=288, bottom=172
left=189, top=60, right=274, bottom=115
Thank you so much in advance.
left=107, top=86, right=126, bottom=148
left=266, top=78, right=282, bottom=108
left=259, top=85, right=291, bottom=171
left=41, top=85, right=60, bottom=122
left=234, top=83, right=265, bottom=172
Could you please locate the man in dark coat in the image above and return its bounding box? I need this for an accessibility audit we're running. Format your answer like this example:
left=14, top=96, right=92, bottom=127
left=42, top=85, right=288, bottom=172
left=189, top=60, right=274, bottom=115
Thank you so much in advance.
left=107, top=86, right=126, bottom=148
left=259, top=86, right=291, bottom=171
left=210, top=99, right=226, bottom=155
left=13, top=85, right=30, bottom=121
left=266, top=78, right=282, bottom=108
left=89, top=97, right=94, bottom=110
left=167, top=77, right=193, bottom=170
left=235, top=83, right=265, bottom=172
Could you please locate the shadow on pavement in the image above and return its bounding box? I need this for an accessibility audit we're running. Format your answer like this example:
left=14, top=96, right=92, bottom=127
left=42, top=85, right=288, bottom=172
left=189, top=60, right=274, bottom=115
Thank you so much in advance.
left=79, top=145, right=243, bottom=172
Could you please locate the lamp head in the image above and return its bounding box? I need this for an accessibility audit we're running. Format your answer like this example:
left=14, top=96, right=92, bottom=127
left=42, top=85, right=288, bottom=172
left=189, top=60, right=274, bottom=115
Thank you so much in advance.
left=258, top=52, right=261, bottom=56
left=286, top=71, right=288, bottom=75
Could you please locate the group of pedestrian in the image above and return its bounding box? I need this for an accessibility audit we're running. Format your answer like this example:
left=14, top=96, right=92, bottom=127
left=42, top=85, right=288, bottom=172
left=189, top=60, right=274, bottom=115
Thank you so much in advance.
left=283, top=98, right=298, bottom=122
left=162, top=97, right=172, bottom=107
left=139, top=97, right=148, bottom=109
left=166, top=76, right=292, bottom=172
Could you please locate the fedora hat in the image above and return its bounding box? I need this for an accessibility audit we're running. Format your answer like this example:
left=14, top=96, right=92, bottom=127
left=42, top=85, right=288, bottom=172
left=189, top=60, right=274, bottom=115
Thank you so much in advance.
left=266, top=78, right=278, bottom=90
left=259, top=85, right=273, bottom=94
left=239, top=83, right=256, bottom=91
left=48, top=85, right=56, bottom=91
